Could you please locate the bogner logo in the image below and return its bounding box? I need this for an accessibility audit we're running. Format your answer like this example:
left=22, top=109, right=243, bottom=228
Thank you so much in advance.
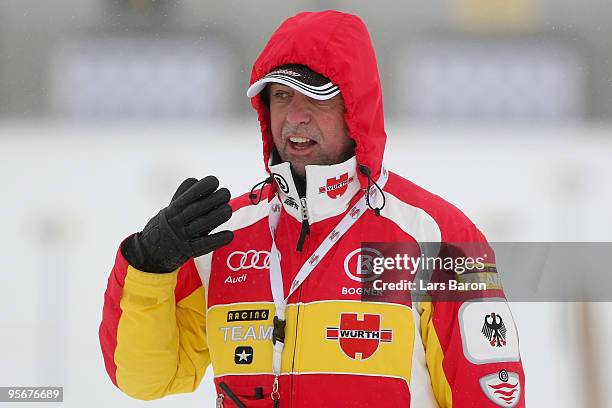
left=273, top=174, right=290, bottom=194
left=344, top=247, right=383, bottom=283
left=319, top=173, right=354, bottom=199
left=326, top=313, right=393, bottom=360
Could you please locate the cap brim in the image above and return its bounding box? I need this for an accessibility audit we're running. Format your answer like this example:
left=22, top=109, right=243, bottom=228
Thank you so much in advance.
left=246, top=76, right=340, bottom=101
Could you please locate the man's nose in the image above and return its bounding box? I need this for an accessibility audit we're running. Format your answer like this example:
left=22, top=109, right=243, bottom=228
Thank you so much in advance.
left=285, top=94, right=311, bottom=125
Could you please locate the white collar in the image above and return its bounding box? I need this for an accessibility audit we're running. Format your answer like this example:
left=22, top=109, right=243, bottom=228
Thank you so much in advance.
left=268, top=156, right=360, bottom=224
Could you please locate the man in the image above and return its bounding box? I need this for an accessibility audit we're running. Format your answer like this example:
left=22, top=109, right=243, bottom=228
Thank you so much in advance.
left=100, top=10, right=525, bottom=407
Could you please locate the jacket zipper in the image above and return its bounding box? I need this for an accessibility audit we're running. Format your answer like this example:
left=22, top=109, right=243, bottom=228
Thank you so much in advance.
left=287, top=196, right=310, bottom=407
left=296, top=197, right=310, bottom=252
left=292, top=197, right=311, bottom=407
left=290, top=231, right=310, bottom=408
left=289, top=285, right=303, bottom=408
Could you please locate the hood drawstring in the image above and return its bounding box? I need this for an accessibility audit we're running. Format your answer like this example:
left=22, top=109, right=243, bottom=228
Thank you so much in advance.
left=359, top=165, right=386, bottom=216
left=249, top=176, right=273, bottom=205
left=250, top=166, right=386, bottom=213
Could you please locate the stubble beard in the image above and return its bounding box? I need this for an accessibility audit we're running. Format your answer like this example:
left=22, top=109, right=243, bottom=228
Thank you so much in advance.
left=279, top=146, right=355, bottom=179
left=278, top=124, right=323, bottom=178
left=276, top=124, right=356, bottom=179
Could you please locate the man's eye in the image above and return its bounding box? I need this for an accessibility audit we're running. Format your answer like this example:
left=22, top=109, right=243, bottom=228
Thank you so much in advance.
left=273, top=91, right=289, bottom=99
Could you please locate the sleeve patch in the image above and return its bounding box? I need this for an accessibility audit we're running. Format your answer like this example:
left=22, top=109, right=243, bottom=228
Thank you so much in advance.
left=480, top=369, right=521, bottom=407
left=458, top=300, right=520, bottom=364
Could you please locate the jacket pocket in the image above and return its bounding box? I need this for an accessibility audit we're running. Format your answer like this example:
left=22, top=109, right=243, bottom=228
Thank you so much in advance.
left=219, top=382, right=273, bottom=408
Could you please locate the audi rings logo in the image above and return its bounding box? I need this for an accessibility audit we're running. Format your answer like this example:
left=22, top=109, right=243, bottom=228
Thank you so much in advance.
left=227, top=250, right=271, bottom=272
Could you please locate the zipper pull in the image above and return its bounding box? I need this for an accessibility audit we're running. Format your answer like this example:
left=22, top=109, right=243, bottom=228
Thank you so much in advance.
left=219, top=382, right=246, bottom=408
left=296, top=197, right=310, bottom=252
left=215, top=393, right=224, bottom=408
left=271, top=375, right=281, bottom=407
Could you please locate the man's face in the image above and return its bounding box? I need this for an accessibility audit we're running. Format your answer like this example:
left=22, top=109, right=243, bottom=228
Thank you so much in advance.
left=268, top=83, right=355, bottom=178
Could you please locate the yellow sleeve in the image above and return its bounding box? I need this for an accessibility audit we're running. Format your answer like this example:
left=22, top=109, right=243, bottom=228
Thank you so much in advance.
left=419, top=301, right=453, bottom=407
left=100, top=250, right=210, bottom=400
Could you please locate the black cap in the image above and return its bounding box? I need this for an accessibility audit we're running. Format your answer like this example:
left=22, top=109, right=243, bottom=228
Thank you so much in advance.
left=247, top=64, right=340, bottom=100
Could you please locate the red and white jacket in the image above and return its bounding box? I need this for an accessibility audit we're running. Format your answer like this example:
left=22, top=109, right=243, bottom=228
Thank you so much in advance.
left=100, top=10, right=525, bottom=407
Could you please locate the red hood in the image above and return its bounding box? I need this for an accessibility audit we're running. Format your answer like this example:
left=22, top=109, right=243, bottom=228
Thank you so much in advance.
left=249, top=10, right=387, bottom=188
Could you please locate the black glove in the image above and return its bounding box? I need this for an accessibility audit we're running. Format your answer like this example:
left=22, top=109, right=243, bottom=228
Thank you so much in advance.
left=122, top=176, right=234, bottom=273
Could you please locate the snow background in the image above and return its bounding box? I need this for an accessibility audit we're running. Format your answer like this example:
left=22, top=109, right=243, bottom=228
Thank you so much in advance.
left=1, top=121, right=611, bottom=406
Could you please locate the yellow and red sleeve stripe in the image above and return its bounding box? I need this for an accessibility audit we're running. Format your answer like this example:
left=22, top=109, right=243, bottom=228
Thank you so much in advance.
left=99, top=242, right=210, bottom=400
left=421, top=300, right=525, bottom=408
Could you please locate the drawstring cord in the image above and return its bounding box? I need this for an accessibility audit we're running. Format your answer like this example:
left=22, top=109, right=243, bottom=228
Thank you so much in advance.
left=359, top=165, right=386, bottom=216
left=250, top=167, right=386, bottom=215
left=249, top=176, right=273, bottom=205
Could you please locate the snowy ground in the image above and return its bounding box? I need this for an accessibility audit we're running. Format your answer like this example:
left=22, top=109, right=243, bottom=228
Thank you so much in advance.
left=1, top=121, right=611, bottom=407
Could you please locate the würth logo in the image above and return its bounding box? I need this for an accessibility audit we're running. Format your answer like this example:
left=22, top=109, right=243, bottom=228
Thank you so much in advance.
left=308, top=255, right=319, bottom=266
left=319, top=173, right=354, bottom=199
left=326, top=313, right=393, bottom=360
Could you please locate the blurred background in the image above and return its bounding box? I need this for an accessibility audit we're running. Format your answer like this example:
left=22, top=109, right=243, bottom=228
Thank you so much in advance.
left=1, top=0, right=611, bottom=406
